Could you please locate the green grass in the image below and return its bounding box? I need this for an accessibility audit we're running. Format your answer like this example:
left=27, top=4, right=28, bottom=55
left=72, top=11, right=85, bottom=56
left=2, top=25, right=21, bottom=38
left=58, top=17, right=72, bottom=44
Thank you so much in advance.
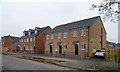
left=104, top=66, right=120, bottom=71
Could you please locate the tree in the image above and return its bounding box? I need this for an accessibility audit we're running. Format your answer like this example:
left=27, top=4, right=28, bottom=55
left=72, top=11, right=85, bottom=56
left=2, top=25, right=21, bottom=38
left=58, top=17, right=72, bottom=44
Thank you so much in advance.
left=91, top=0, right=120, bottom=22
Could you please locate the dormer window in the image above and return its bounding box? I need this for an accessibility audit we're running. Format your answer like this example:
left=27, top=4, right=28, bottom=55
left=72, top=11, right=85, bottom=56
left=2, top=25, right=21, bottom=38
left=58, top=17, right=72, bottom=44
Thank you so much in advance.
left=35, top=30, right=37, bottom=34
left=23, top=31, right=28, bottom=36
left=29, top=32, right=31, bottom=35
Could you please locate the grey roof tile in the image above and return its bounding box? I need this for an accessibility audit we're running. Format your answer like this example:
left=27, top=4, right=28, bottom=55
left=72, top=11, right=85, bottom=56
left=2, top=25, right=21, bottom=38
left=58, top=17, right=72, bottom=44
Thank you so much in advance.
left=21, top=26, right=50, bottom=39
left=47, top=16, right=100, bottom=34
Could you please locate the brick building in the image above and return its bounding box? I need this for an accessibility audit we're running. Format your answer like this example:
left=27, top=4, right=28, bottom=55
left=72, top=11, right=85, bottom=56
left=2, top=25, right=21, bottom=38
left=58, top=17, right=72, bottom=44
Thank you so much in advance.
left=9, top=41, right=20, bottom=52
left=45, top=16, right=106, bottom=57
left=1, top=35, right=19, bottom=50
left=19, top=26, right=51, bottom=53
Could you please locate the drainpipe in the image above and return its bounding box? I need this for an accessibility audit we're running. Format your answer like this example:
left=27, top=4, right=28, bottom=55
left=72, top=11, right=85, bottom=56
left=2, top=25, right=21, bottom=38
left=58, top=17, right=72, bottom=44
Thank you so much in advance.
left=88, top=27, right=90, bottom=57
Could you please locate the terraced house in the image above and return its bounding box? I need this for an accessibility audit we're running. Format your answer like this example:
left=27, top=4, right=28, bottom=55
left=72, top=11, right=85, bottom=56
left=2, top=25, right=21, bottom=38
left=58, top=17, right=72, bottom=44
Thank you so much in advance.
left=45, top=16, right=106, bottom=57
left=1, top=35, right=19, bottom=50
left=19, top=26, right=51, bottom=53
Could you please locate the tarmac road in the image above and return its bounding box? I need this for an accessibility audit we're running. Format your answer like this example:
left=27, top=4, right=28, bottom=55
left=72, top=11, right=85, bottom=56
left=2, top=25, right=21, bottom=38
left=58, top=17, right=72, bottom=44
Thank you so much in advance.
left=2, top=55, right=74, bottom=70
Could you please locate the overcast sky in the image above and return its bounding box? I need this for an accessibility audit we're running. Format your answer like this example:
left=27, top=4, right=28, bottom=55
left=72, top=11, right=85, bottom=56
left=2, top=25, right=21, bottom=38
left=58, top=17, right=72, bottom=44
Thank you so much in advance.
left=0, top=0, right=118, bottom=43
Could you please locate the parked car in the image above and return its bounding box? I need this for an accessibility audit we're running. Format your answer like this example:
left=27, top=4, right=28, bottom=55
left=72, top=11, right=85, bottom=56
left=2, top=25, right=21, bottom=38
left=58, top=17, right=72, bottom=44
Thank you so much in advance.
left=94, top=50, right=105, bottom=57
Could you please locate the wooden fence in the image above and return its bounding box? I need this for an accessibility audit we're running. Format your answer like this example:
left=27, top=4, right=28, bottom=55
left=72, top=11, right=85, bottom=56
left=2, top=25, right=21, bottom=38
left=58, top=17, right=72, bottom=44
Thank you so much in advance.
left=105, top=47, right=120, bottom=62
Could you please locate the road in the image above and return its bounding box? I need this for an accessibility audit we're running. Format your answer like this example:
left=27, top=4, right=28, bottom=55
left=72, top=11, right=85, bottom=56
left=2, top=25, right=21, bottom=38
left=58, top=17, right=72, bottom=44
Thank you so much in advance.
left=2, top=55, right=74, bottom=70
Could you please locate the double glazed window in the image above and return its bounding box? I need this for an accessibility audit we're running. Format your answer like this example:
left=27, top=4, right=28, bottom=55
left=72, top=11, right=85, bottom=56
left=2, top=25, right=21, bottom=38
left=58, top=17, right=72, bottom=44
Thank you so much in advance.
left=64, top=32, right=68, bottom=38
left=81, top=44, right=86, bottom=50
left=81, top=29, right=87, bottom=36
left=30, top=45, right=33, bottom=50
left=46, top=35, right=49, bottom=40
left=58, top=33, right=61, bottom=39
left=51, top=34, right=54, bottom=39
left=73, top=31, right=78, bottom=37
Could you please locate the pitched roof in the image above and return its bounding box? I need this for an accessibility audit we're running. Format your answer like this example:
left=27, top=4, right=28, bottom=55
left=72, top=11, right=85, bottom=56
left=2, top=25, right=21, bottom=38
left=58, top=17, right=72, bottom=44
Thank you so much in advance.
left=1, top=35, right=19, bottom=42
left=21, top=26, right=50, bottom=39
left=46, top=16, right=100, bottom=34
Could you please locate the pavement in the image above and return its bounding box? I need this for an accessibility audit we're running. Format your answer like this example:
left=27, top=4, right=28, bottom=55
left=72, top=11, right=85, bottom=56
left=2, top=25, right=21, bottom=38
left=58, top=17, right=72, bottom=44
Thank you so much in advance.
left=2, top=52, right=119, bottom=70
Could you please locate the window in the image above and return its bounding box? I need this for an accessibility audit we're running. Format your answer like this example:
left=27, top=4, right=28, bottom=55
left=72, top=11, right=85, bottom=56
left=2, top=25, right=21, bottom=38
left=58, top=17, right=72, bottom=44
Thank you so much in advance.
left=81, top=44, right=86, bottom=50
left=33, top=37, right=35, bottom=41
left=30, top=38, right=32, bottom=42
left=24, top=39, right=26, bottom=42
left=30, top=45, right=33, bottom=50
left=21, top=39, right=23, bottom=42
left=81, top=29, right=87, bottom=36
left=46, top=35, right=49, bottom=40
left=64, top=45, right=67, bottom=50
left=25, top=46, right=29, bottom=50
left=51, top=34, right=54, bottom=39
left=58, top=33, right=61, bottom=39
left=29, top=32, right=31, bottom=35
left=27, top=38, right=29, bottom=42
left=64, top=32, right=68, bottom=38
left=20, top=47, right=22, bottom=50
left=73, top=31, right=78, bottom=37
left=35, top=30, right=37, bottom=34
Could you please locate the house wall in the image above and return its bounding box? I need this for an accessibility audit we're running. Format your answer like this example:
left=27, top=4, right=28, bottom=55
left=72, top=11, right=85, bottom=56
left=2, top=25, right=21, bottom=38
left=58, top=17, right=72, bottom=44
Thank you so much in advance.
left=88, top=18, right=107, bottom=56
left=45, top=18, right=106, bottom=57
left=35, top=27, right=51, bottom=53
left=19, top=27, right=51, bottom=53
left=45, top=28, right=89, bottom=56
left=10, top=46, right=17, bottom=51
left=3, top=36, right=14, bottom=48
left=19, top=37, right=35, bottom=53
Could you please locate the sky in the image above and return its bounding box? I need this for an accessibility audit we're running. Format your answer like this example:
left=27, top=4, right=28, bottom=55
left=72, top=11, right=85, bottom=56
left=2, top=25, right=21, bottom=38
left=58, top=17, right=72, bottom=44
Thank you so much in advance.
left=0, top=0, right=118, bottom=43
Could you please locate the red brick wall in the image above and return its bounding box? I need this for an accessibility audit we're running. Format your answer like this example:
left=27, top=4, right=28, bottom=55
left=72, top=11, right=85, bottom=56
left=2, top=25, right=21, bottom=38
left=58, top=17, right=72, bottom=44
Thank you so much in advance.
left=35, top=27, right=51, bottom=53
left=19, top=38, right=35, bottom=53
left=19, top=26, right=51, bottom=53
left=3, top=36, right=14, bottom=48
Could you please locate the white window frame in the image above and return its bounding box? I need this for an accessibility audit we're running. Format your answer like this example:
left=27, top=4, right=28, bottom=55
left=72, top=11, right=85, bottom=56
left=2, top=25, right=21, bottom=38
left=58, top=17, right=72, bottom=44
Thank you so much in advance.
left=81, top=30, right=86, bottom=36
left=46, top=35, right=49, bottom=40
left=51, top=34, right=54, bottom=39
left=29, top=32, right=31, bottom=35
left=25, top=46, right=29, bottom=50
left=64, top=32, right=68, bottom=38
left=30, top=45, right=33, bottom=50
left=73, top=31, right=78, bottom=37
left=30, top=38, right=32, bottom=42
left=20, top=47, right=23, bottom=50
left=64, top=45, right=68, bottom=50
left=33, top=37, right=35, bottom=41
left=35, top=30, right=37, bottom=34
left=27, top=38, right=29, bottom=42
left=81, top=44, right=86, bottom=50
left=58, top=33, right=61, bottom=39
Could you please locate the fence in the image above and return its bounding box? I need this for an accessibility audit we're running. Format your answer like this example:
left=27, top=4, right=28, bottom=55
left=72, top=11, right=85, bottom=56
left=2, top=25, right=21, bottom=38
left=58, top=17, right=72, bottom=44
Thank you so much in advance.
left=105, top=47, right=120, bottom=62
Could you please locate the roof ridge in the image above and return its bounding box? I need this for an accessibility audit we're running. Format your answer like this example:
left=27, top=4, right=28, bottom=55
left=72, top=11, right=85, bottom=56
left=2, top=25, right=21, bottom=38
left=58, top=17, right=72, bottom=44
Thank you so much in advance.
left=55, top=16, right=100, bottom=28
left=47, top=16, right=100, bottom=34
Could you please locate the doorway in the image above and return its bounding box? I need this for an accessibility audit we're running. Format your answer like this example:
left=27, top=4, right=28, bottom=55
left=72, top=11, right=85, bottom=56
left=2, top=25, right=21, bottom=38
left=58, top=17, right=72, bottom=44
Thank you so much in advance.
left=74, top=44, right=79, bottom=55
left=23, top=46, right=25, bottom=52
left=59, top=45, right=62, bottom=54
left=49, top=45, right=52, bottom=53
left=34, top=46, right=36, bottom=53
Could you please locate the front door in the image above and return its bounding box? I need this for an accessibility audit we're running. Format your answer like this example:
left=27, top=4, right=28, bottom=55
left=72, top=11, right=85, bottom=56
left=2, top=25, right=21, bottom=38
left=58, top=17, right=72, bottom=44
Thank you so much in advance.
left=17, top=47, right=20, bottom=51
left=74, top=44, right=78, bottom=55
left=59, top=45, right=62, bottom=54
left=23, top=47, right=25, bottom=52
left=50, top=45, right=52, bottom=53
left=34, top=46, right=36, bottom=53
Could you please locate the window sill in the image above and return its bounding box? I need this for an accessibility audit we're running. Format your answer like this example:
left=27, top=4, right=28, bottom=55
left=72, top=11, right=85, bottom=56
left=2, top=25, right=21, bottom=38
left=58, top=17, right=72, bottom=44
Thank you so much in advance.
left=81, top=49, right=86, bottom=50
